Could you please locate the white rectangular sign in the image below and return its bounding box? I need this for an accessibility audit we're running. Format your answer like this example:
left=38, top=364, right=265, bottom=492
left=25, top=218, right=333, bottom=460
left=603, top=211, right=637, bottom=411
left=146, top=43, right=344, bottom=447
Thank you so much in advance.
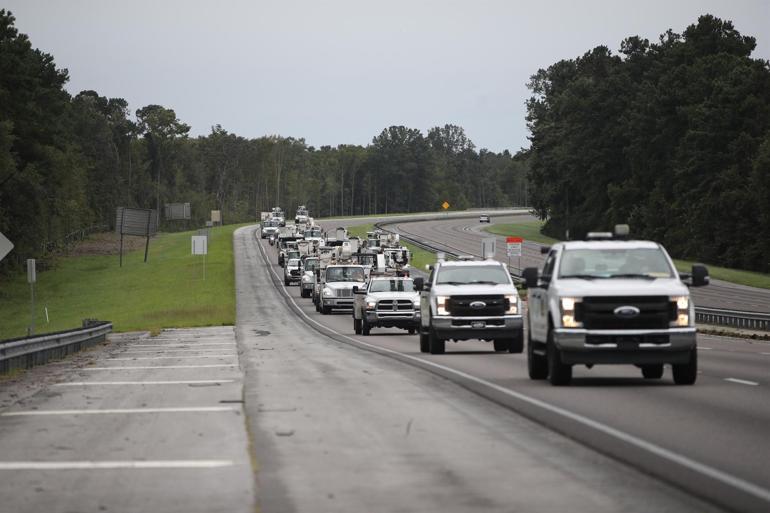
left=27, top=258, right=36, bottom=284
left=506, top=243, right=522, bottom=257
left=481, top=237, right=496, bottom=259
left=192, top=236, right=208, bottom=255
left=0, top=232, right=13, bottom=263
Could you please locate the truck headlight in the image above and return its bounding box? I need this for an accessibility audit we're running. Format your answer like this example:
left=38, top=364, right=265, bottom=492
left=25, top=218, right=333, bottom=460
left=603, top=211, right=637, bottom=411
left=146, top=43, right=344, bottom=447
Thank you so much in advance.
left=323, top=287, right=333, bottom=297
left=670, top=295, right=690, bottom=326
left=505, top=295, right=519, bottom=315
left=560, top=297, right=582, bottom=328
left=436, top=296, right=450, bottom=316
left=366, top=299, right=377, bottom=310
left=413, top=299, right=420, bottom=308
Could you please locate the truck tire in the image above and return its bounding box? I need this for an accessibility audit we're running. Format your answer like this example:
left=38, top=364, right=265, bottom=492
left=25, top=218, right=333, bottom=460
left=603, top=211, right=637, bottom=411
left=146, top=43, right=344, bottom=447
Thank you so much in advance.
left=493, top=339, right=510, bottom=352
left=284, top=278, right=290, bottom=286
left=508, top=329, right=524, bottom=354
left=419, top=331, right=429, bottom=353
left=321, top=305, right=331, bottom=315
left=354, top=318, right=362, bottom=335
left=527, top=332, right=548, bottom=380
left=408, top=328, right=416, bottom=335
left=547, top=330, right=571, bottom=386
left=641, top=364, right=664, bottom=379
left=672, top=349, right=697, bottom=385
left=361, top=317, right=371, bottom=336
left=429, top=328, right=445, bottom=355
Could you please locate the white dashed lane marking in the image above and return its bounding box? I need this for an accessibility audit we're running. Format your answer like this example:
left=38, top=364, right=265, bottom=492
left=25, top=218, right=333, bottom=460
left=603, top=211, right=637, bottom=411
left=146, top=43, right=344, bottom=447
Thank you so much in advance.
left=0, top=460, right=234, bottom=470
left=724, top=378, right=760, bottom=387
left=53, top=380, right=234, bottom=386
left=1, top=406, right=239, bottom=416
left=106, top=355, right=236, bottom=361
left=81, top=364, right=237, bottom=370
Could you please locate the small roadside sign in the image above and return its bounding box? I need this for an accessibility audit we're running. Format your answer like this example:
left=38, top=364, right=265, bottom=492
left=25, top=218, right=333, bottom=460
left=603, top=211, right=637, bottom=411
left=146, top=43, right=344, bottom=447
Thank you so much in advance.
left=0, top=232, right=13, bottom=262
left=27, top=258, right=36, bottom=283
left=192, top=236, right=208, bottom=255
left=442, top=201, right=450, bottom=210
left=506, top=237, right=523, bottom=257
left=482, top=237, right=496, bottom=259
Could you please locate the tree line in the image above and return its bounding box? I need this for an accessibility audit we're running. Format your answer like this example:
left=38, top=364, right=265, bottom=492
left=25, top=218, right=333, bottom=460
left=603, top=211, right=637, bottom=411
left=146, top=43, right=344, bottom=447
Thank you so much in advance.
left=0, top=10, right=528, bottom=271
left=526, top=14, right=770, bottom=273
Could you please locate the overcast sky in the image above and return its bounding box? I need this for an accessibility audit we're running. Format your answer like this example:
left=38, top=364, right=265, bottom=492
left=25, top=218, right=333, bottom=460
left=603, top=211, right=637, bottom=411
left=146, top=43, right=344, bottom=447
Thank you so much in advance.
left=5, top=0, right=769, bottom=152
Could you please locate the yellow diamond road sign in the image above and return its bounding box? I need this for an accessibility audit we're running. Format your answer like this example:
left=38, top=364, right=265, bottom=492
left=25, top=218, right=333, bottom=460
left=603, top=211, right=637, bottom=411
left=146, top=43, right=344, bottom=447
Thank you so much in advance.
left=442, top=201, right=450, bottom=210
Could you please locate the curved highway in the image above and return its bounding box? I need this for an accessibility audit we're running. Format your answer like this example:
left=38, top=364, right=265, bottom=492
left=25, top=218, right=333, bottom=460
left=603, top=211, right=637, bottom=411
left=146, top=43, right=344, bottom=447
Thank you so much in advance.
left=295, top=216, right=770, bottom=513
left=387, top=214, right=770, bottom=313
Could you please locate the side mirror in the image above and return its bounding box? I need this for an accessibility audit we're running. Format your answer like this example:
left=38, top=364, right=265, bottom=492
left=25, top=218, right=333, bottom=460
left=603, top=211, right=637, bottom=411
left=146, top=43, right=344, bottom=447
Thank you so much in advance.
left=424, top=264, right=433, bottom=271
left=522, top=267, right=540, bottom=289
left=540, top=246, right=550, bottom=255
left=352, top=286, right=359, bottom=293
left=691, top=264, right=709, bottom=287
left=413, top=277, right=424, bottom=291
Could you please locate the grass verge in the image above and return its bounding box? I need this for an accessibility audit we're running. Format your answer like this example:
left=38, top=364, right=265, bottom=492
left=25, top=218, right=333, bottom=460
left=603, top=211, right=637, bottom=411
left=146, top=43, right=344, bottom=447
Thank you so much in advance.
left=484, top=220, right=770, bottom=289
left=346, top=224, right=436, bottom=273
left=0, top=224, right=249, bottom=339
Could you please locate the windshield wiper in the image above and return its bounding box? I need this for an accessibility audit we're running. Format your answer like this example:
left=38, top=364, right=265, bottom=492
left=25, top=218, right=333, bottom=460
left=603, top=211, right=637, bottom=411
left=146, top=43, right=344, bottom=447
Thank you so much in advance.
left=438, top=281, right=468, bottom=286
left=560, top=274, right=607, bottom=280
left=608, top=273, right=657, bottom=280
left=466, top=280, right=500, bottom=285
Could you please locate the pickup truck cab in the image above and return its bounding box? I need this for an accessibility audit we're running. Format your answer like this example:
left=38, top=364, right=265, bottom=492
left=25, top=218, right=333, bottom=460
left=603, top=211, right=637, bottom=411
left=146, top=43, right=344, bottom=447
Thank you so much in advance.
left=522, top=226, right=709, bottom=386
left=300, top=257, right=319, bottom=298
left=414, top=258, right=523, bottom=354
left=283, top=258, right=302, bottom=286
left=352, top=277, right=420, bottom=335
left=318, top=265, right=366, bottom=314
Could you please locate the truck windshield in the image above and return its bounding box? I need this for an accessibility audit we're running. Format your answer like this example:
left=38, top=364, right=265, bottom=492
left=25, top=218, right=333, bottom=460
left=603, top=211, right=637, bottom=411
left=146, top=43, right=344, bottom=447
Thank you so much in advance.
left=305, top=229, right=321, bottom=237
left=326, top=267, right=365, bottom=282
left=369, top=279, right=415, bottom=292
left=304, top=259, right=319, bottom=271
left=559, top=248, right=674, bottom=279
left=436, top=266, right=510, bottom=285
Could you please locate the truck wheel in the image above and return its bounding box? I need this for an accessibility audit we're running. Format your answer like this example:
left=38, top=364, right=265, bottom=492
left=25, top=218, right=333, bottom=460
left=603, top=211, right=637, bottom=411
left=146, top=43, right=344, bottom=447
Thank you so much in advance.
left=527, top=333, right=548, bottom=380
left=408, top=328, right=416, bottom=335
left=314, top=299, right=320, bottom=312
left=547, top=330, right=571, bottom=386
left=419, top=331, right=430, bottom=353
left=493, top=339, right=510, bottom=352
left=354, top=318, right=362, bottom=335
left=429, top=329, right=445, bottom=355
left=672, top=349, right=697, bottom=385
left=362, top=317, right=371, bottom=336
left=321, top=305, right=331, bottom=315
left=508, top=329, right=524, bottom=354
left=284, top=278, right=290, bottom=286
left=641, top=364, right=664, bottom=379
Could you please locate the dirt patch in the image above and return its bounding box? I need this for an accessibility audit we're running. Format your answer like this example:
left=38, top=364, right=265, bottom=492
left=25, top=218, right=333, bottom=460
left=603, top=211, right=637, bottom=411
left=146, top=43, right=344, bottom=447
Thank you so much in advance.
left=69, top=232, right=153, bottom=256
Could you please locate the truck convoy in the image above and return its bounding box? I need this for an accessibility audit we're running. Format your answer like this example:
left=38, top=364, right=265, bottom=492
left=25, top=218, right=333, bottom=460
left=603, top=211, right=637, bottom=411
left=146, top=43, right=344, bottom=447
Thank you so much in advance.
left=261, top=211, right=706, bottom=388
left=522, top=225, right=709, bottom=386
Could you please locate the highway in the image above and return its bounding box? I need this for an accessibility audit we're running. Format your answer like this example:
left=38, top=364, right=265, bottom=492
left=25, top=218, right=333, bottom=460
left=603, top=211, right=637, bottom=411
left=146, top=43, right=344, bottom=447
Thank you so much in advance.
left=386, top=213, right=770, bottom=313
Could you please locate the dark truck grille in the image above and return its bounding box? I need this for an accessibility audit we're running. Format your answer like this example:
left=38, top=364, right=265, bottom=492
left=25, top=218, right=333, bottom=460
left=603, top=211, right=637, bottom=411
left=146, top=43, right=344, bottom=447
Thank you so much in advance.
left=290, top=270, right=301, bottom=276
left=377, top=299, right=414, bottom=312
left=449, top=295, right=507, bottom=317
left=578, top=296, right=674, bottom=330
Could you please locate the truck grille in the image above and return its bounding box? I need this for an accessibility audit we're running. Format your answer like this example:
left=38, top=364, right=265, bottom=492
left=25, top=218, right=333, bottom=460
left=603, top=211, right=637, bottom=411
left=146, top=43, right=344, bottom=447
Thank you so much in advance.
left=578, top=296, right=673, bottom=330
left=290, top=270, right=300, bottom=276
left=377, top=299, right=414, bottom=312
left=448, top=295, right=506, bottom=317
left=336, top=288, right=353, bottom=298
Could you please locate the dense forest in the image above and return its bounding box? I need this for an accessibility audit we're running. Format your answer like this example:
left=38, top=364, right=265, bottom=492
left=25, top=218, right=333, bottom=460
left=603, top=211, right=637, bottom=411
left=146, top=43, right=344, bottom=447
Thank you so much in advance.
left=527, top=15, right=770, bottom=272
left=0, top=9, right=528, bottom=271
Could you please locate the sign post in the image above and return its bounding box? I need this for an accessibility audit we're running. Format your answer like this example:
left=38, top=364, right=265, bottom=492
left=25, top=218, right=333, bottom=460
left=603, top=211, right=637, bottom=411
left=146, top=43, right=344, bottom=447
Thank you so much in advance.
left=506, top=237, right=523, bottom=274
left=192, top=235, right=208, bottom=280
left=27, top=258, right=36, bottom=336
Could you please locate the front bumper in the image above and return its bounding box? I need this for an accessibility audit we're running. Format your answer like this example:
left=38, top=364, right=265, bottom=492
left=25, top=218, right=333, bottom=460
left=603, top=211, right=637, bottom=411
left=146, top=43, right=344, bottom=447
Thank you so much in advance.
left=285, top=274, right=301, bottom=282
left=433, top=315, right=523, bottom=340
left=365, top=310, right=420, bottom=328
left=322, top=298, right=355, bottom=310
left=553, top=327, right=697, bottom=365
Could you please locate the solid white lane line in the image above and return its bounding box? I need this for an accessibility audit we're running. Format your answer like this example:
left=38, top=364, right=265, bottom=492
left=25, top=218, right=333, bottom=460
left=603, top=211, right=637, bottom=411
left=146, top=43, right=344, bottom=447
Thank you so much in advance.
left=106, top=355, right=235, bottom=361
left=1, top=406, right=238, bottom=416
left=725, top=378, right=760, bottom=386
left=0, top=460, right=234, bottom=470
left=761, top=352, right=770, bottom=356
left=82, top=364, right=237, bottom=370
left=700, top=347, right=713, bottom=350
left=255, top=233, right=770, bottom=505
left=126, top=343, right=235, bottom=348
left=118, top=349, right=237, bottom=354
left=53, top=380, right=234, bottom=386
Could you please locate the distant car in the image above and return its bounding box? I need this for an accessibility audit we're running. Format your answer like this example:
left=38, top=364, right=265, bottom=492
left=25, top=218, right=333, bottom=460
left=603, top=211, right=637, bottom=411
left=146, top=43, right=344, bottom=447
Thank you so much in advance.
left=479, top=214, right=490, bottom=223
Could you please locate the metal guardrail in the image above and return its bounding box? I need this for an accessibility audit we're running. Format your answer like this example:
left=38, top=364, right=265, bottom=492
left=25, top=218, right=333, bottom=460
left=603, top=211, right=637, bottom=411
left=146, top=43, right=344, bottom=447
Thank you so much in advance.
left=0, top=320, right=113, bottom=374
left=376, top=221, right=770, bottom=333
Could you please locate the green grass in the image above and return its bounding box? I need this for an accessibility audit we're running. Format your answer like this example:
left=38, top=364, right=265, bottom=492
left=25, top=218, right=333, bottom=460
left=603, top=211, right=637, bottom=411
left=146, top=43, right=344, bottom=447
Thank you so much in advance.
left=483, top=220, right=559, bottom=245
left=346, top=224, right=436, bottom=273
left=0, top=224, right=248, bottom=339
left=485, top=219, right=770, bottom=289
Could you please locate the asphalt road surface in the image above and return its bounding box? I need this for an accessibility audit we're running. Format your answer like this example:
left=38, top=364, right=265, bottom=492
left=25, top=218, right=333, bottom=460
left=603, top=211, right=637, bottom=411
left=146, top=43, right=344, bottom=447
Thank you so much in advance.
left=386, top=213, right=770, bottom=313
left=0, top=328, right=254, bottom=513
left=293, top=217, right=770, bottom=512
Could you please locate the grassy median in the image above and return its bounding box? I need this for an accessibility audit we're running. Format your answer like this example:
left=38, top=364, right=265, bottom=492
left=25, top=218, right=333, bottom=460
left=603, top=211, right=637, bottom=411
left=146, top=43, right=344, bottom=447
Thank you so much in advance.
left=0, top=224, right=247, bottom=339
left=484, top=220, right=770, bottom=289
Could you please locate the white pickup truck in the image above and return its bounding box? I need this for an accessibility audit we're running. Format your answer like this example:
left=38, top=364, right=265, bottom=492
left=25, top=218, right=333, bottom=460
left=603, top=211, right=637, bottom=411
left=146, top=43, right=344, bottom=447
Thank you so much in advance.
left=352, top=276, right=420, bottom=335
left=522, top=225, right=709, bottom=386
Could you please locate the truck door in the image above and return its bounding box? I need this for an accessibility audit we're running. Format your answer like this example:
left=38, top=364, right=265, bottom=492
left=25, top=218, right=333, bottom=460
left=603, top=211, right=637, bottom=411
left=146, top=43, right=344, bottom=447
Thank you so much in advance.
left=530, top=250, right=557, bottom=341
